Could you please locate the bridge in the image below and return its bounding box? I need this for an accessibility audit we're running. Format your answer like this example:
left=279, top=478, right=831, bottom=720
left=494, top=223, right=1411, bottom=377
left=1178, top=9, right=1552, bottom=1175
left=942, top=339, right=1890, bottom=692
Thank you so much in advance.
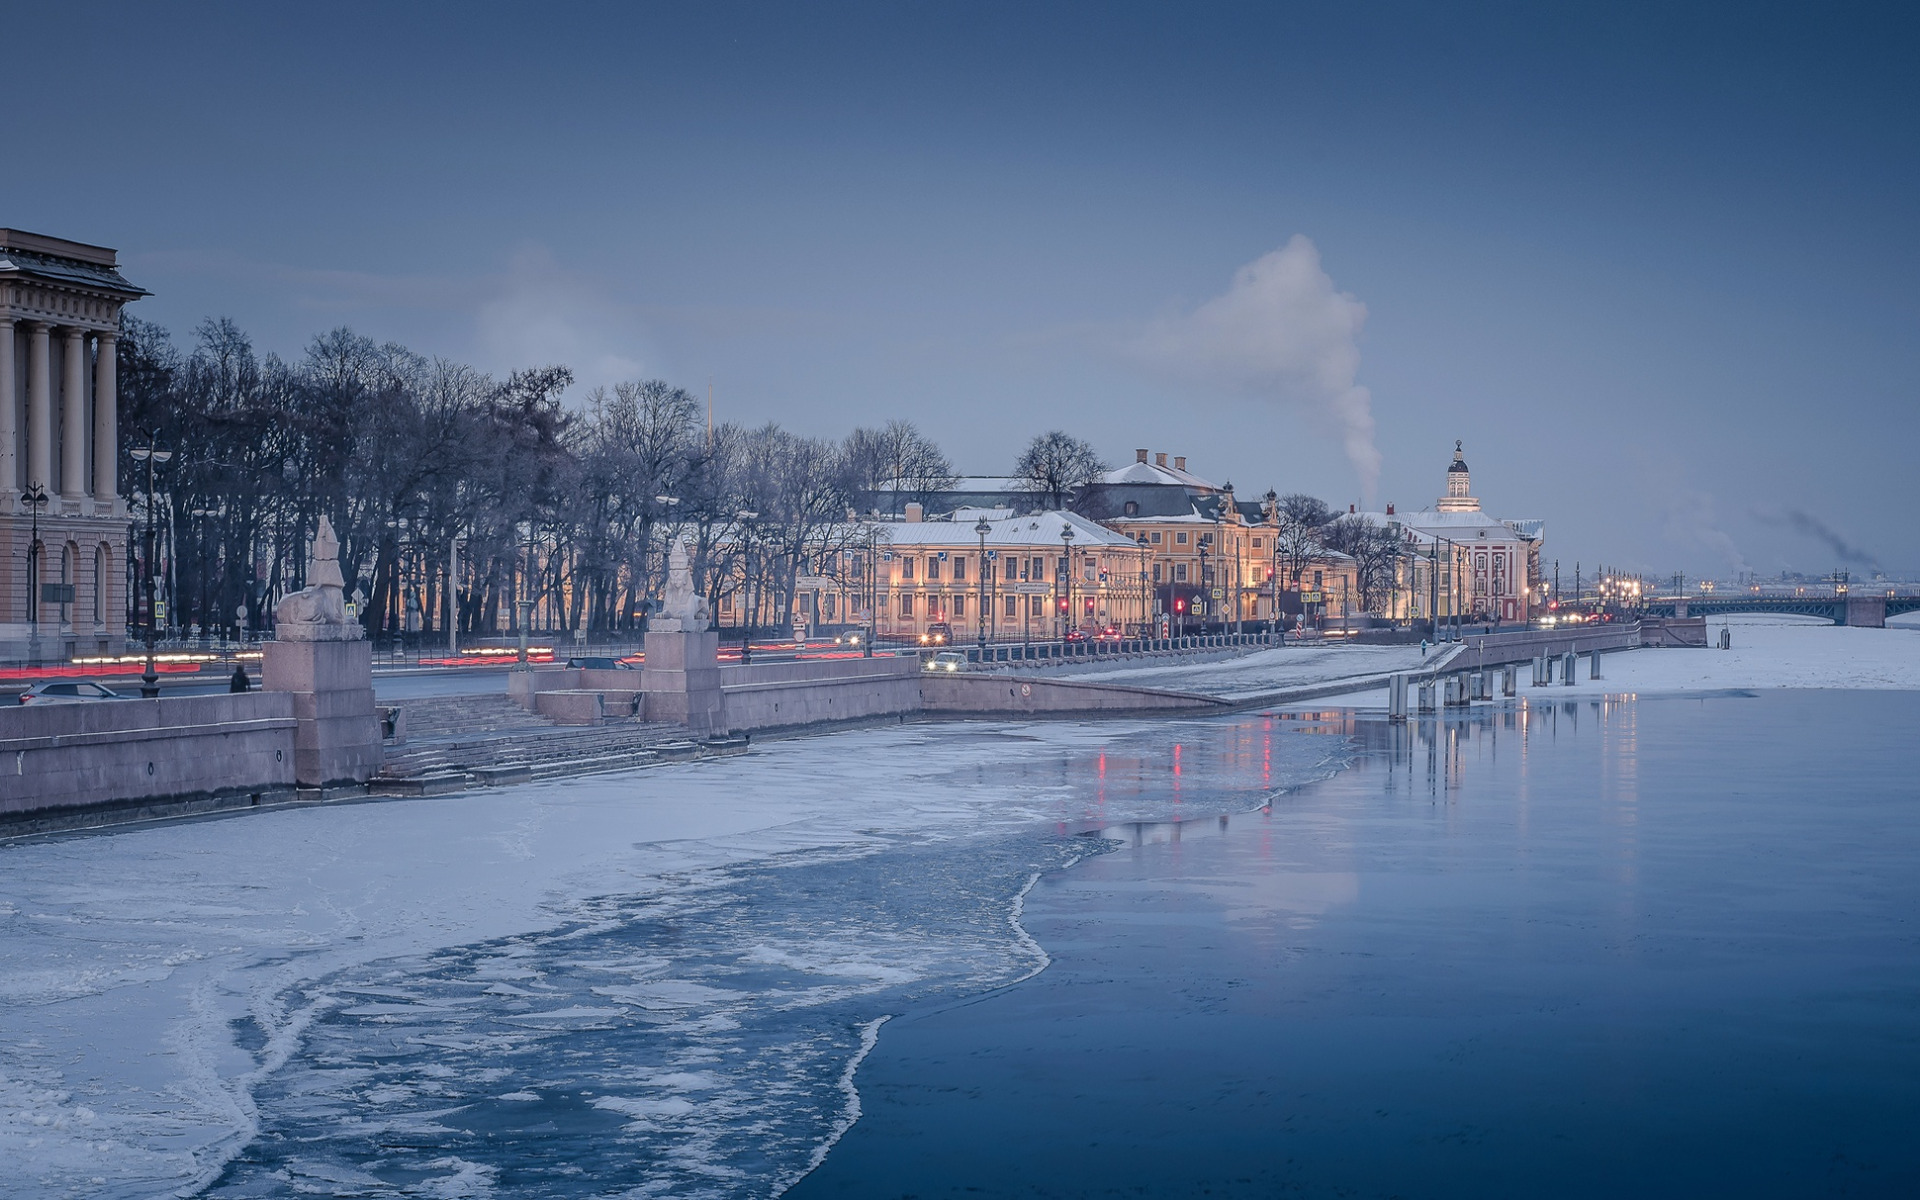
left=1639, top=595, right=1920, bottom=627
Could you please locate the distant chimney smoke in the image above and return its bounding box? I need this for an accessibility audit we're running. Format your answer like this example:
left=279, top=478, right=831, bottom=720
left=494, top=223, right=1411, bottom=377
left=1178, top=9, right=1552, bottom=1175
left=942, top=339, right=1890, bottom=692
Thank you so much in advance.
left=1136, top=448, right=1149, bottom=463
left=1155, top=452, right=1168, bottom=468
left=1174, top=456, right=1186, bottom=471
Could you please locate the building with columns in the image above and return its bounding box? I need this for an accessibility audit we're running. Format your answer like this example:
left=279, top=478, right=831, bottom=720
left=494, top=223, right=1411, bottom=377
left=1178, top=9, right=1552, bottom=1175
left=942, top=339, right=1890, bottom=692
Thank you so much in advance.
left=0, top=229, right=146, bottom=658
left=1363, top=441, right=1545, bottom=626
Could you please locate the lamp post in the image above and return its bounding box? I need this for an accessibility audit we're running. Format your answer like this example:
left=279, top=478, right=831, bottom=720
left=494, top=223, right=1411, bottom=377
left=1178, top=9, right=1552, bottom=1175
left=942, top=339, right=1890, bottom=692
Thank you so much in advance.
left=975, top=516, right=991, bottom=650
left=20, top=483, right=49, bottom=653
left=129, top=436, right=173, bottom=697
left=190, top=504, right=221, bottom=644
left=1197, top=534, right=1210, bottom=636
left=1060, top=523, right=1076, bottom=642
left=516, top=519, right=534, bottom=670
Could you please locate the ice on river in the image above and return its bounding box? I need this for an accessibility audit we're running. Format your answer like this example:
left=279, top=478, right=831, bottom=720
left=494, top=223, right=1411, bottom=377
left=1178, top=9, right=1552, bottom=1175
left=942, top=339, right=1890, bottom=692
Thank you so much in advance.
left=0, top=715, right=1341, bottom=1199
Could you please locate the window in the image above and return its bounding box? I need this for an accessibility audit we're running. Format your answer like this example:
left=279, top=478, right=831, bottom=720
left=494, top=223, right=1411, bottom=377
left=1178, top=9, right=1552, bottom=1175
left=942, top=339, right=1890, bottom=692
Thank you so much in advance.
left=928, top=557, right=942, bottom=581
left=1313, top=570, right=1324, bottom=588
left=1251, top=537, right=1263, bottom=550
left=1030, top=557, right=1043, bottom=578
left=824, top=594, right=836, bottom=618
left=1123, top=500, right=1139, bottom=516
left=1029, top=595, right=1045, bottom=617
left=954, top=557, right=967, bottom=581
left=1153, top=563, right=1162, bottom=583
left=878, top=594, right=889, bottom=613
left=1005, top=559, right=1018, bottom=581
left=901, top=594, right=915, bottom=617
left=1175, top=531, right=1188, bottom=545
left=903, top=558, right=916, bottom=581
left=1005, top=595, right=1018, bottom=617
left=1150, top=531, right=1162, bottom=544
left=720, top=594, right=733, bottom=613
left=1175, top=563, right=1188, bottom=582
left=953, top=595, right=966, bottom=618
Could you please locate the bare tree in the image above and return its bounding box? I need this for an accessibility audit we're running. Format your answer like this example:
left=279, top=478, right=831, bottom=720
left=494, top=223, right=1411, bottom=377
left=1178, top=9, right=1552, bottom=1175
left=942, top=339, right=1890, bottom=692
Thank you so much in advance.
left=1013, top=431, right=1106, bottom=512
left=1273, top=493, right=1332, bottom=590
left=1321, top=514, right=1401, bottom=613
left=842, top=420, right=954, bottom=512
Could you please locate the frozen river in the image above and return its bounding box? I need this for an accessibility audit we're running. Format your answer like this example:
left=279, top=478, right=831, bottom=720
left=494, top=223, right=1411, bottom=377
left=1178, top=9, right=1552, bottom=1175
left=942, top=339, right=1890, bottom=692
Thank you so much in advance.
left=0, top=715, right=1341, bottom=1198
left=4, top=629, right=1919, bottom=1197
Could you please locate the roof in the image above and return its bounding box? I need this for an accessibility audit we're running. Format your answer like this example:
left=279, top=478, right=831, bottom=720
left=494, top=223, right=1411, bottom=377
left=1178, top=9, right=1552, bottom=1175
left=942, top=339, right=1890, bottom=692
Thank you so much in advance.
left=871, top=510, right=1144, bottom=551
left=1366, top=508, right=1544, bottom=543
left=1100, top=459, right=1219, bottom=491
left=0, top=229, right=147, bottom=298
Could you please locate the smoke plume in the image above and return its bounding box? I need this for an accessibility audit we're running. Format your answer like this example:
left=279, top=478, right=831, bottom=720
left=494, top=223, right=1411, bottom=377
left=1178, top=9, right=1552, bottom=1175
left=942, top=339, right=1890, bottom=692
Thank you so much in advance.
left=1130, top=236, right=1381, bottom=501
left=1754, top=508, right=1879, bottom=567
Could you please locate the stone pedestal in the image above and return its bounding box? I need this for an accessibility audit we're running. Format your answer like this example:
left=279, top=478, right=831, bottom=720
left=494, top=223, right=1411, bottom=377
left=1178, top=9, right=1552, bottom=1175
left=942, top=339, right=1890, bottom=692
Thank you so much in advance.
left=264, top=638, right=381, bottom=787
left=641, top=628, right=724, bottom=735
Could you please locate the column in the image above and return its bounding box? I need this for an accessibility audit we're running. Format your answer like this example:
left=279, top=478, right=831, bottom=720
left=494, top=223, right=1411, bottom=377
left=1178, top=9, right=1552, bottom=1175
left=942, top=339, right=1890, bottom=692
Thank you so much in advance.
left=93, top=331, right=117, bottom=501
left=62, top=327, right=87, bottom=499
left=0, top=318, right=15, bottom=493
left=27, top=323, right=51, bottom=490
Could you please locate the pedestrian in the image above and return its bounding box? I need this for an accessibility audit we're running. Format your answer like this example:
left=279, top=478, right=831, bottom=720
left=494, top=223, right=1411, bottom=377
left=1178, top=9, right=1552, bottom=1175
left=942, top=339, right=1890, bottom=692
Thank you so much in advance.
left=229, top=663, right=251, bottom=693
left=1421, top=637, right=1429, bottom=658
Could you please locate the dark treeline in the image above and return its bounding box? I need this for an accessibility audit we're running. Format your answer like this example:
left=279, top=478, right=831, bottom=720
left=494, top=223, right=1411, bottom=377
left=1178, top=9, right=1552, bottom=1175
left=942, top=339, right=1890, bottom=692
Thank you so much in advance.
left=119, top=317, right=963, bottom=641
left=120, top=317, right=1401, bottom=642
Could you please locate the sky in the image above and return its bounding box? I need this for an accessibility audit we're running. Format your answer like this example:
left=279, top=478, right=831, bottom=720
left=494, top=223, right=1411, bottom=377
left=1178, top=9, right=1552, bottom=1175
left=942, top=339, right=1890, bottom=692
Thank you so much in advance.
left=5, top=2, right=1915, bottom=579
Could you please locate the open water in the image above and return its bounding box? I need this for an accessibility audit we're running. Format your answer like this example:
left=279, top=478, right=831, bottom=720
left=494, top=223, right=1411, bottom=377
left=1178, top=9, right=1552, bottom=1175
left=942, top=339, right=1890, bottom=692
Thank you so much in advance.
left=796, top=689, right=1920, bottom=1198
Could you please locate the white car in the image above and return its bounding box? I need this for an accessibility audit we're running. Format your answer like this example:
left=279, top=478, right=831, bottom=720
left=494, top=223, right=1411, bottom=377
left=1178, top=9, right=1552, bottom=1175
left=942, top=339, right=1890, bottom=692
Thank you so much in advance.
left=17, top=681, right=128, bottom=705
left=924, top=651, right=967, bottom=673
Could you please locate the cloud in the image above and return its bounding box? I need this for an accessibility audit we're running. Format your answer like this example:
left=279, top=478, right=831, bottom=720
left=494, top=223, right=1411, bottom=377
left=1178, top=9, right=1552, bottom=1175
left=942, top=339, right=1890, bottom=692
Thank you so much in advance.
left=1753, top=507, right=1879, bottom=567
left=471, top=246, right=651, bottom=393
left=1127, top=236, right=1380, bottom=500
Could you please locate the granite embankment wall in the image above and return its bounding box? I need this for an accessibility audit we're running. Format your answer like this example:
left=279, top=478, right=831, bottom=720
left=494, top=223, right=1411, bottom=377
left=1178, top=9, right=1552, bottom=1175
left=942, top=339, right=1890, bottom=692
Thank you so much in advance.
left=920, top=673, right=1229, bottom=716
left=0, top=694, right=299, bottom=834
left=718, top=656, right=923, bottom=731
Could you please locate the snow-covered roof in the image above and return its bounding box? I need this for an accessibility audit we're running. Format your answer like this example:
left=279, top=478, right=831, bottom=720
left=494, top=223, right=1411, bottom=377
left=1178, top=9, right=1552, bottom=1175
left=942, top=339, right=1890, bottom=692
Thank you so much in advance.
left=1368, top=508, right=1544, bottom=545
left=871, top=510, right=1143, bottom=551
left=1099, top=459, right=1219, bottom=491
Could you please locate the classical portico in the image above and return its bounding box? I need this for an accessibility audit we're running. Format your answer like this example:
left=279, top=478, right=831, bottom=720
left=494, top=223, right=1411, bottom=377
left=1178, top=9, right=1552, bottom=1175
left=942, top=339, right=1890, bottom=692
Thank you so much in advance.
left=0, top=228, right=147, bottom=658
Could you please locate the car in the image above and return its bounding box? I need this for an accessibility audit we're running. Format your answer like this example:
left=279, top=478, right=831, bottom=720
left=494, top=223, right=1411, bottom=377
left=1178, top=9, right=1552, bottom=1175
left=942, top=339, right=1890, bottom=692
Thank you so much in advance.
left=918, top=622, right=953, bottom=646
left=1096, top=624, right=1124, bottom=641
left=835, top=630, right=864, bottom=647
left=924, top=650, right=967, bottom=673
left=1063, top=629, right=1089, bottom=643
left=18, top=681, right=128, bottom=705
left=566, top=656, right=635, bottom=670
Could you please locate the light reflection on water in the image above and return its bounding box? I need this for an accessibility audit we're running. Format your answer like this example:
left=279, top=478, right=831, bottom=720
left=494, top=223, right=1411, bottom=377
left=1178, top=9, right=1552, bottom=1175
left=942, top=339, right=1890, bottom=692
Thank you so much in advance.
left=795, top=689, right=1920, bottom=1200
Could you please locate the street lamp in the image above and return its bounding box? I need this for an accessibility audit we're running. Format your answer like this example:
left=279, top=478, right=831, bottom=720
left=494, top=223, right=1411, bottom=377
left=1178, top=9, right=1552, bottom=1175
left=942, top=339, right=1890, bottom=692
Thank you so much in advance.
left=1060, top=523, right=1076, bottom=642
left=974, top=516, right=991, bottom=650
left=20, top=483, right=49, bottom=652
left=516, top=519, right=534, bottom=670
left=129, top=436, right=173, bottom=697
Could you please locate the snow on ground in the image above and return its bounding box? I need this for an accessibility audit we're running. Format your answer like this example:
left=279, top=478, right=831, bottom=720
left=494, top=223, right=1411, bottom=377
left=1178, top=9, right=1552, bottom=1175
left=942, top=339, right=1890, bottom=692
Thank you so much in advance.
left=1312, top=614, right=1920, bottom=706
left=1054, top=642, right=1436, bottom=700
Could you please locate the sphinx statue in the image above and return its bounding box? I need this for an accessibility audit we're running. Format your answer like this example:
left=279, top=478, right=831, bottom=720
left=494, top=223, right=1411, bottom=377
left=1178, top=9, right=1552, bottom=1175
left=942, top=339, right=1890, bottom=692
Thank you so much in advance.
left=272, top=516, right=363, bottom=641
left=653, top=539, right=711, bottom=632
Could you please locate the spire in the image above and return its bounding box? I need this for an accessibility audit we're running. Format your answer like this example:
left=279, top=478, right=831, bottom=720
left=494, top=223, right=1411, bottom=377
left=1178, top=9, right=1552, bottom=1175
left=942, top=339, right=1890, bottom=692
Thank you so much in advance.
left=1438, top=440, right=1478, bottom=512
